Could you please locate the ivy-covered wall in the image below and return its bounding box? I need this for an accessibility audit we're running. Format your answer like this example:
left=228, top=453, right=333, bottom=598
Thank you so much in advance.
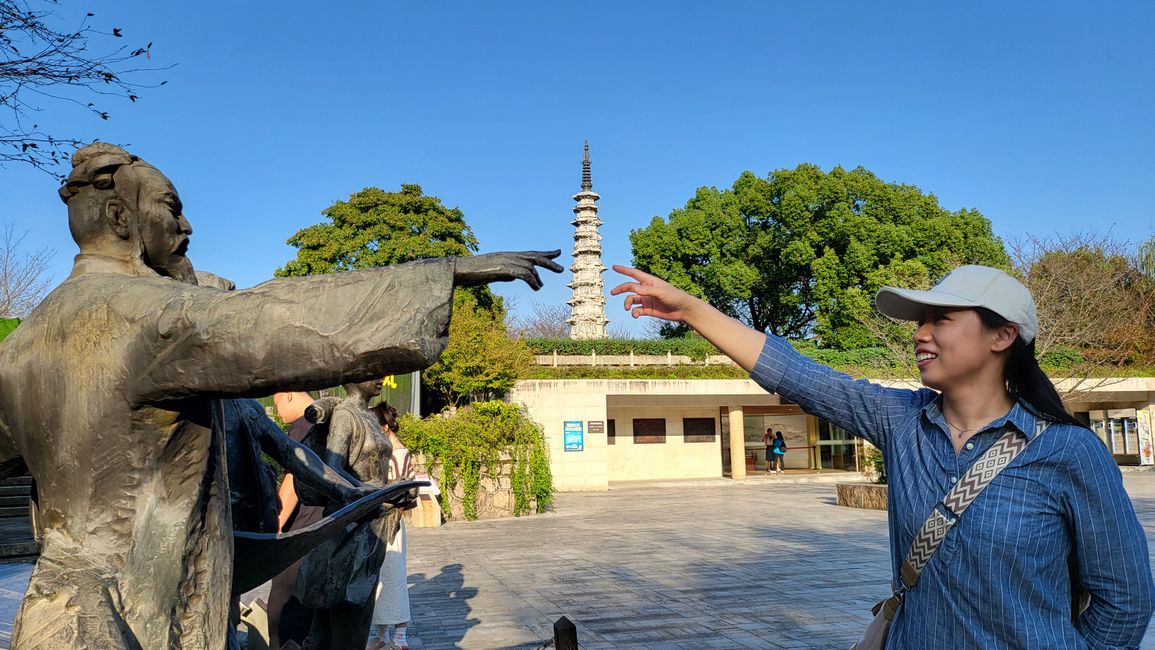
left=399, top=401, right=552, bottom=521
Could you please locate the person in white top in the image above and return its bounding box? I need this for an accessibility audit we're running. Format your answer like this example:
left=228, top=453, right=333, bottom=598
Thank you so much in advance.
left=367, top=402, right=414, bottom=650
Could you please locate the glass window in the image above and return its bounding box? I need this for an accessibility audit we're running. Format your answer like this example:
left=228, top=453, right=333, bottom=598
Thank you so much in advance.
left=683, top=417, right=716, bottom=443
left=818, top=420, right=852, bottom=441
left=633, top=418, right=666, bottom=444
left=607, top=419, right=615, bottom=446
left=816, top=418, right=858, bottom=471
left=820, top=443, right=858, bottom=471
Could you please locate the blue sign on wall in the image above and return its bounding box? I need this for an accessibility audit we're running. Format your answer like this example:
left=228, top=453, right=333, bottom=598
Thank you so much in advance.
left=563, top=420, right=584, bottom=452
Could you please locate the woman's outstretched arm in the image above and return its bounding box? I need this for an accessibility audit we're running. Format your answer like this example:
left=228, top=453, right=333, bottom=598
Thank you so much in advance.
left=611, top=264, right=928, bottom=450
left=610, top=265, right=766, bottom=371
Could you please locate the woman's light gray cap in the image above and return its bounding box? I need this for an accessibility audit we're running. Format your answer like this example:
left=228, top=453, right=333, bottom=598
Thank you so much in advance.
left=874, top=265, right=1038, bottom=344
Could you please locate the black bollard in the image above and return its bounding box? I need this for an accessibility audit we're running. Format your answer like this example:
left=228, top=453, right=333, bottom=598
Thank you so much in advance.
left=554, top=615, right=578, bottom=650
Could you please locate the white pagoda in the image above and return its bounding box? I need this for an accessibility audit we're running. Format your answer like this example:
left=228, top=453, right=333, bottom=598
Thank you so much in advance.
left=566, top=141, right=609, bottom=339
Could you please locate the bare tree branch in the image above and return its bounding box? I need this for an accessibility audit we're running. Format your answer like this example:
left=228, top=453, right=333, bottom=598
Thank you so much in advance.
left=0, top=0, right=168, bottom=175
left=1009, top=232, right=1154, bottom=400
left=0, top=222, right=54, bottom=317
left=857, top=312, right=919, bottom=380
left=508, top=301, right=572, bottom=339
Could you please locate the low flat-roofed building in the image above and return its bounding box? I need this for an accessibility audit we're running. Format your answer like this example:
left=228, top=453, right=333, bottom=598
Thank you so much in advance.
left=511, top=375, right=1155, bottom=492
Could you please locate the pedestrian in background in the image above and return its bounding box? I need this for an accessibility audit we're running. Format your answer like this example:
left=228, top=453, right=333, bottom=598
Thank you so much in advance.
left=762, top=427, right=775, bottom=473
left=367, top=402, right=414, bottom=650
left=770, top=430, right=787, bottom=474
left=268, top=391, right=322, bottom=650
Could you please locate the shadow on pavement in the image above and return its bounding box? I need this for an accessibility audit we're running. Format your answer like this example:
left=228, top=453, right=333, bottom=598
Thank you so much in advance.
left=408, top=562, right=479, bottom=648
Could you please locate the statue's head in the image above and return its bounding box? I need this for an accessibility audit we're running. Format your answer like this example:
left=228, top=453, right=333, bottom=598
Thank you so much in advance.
left=344, top=379, right=384, bottom=400
left=59, top=143, right=196, bottom=283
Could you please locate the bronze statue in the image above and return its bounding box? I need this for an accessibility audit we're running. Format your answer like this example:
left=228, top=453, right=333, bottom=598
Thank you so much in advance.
left=0, top=142, right=561, bottom=649
left=295, top=381, right=396, bottom=649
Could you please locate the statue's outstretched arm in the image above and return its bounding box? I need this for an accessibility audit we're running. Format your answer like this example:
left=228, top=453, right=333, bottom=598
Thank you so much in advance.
left=134, top=252, right=560, bottom=403
left=136, top=258, right=458, bottom=401
left=453, top=250, right=563, bottom=290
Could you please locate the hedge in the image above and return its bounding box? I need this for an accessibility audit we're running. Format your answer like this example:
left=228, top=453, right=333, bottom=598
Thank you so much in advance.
left=526, top=336, right=720, bottom=360
left=788, top=340, right=905, bottom=370
left=522, top=365, right=750, bottom=380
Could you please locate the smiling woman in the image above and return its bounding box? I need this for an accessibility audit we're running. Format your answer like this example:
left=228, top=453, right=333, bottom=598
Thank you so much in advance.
left=610, top=262, right=1155, bottom=649
left=878, top=266, right=1084, bottom=454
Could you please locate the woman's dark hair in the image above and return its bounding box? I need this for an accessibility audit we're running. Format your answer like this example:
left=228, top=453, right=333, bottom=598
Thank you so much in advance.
left=775, top=431, right=784, bottom=439
left=975, top=307, right=1082, bottom=427
left=369, top=402, right=399, bottom=433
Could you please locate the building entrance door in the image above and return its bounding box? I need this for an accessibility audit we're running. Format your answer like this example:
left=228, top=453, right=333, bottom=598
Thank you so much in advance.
left=720, top=405, right=808, bottom=472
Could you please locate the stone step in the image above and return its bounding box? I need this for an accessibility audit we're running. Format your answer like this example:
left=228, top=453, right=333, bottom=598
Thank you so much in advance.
left=0, top=485, right=30, bottom=498
left=0, top=514, right=37, bottom=560
left=0, top=495, right=28, bottom=508
left=0, top=476, right=32, bottom=487
left=0, top=540, right=38, bottom=559
left=0, top=506, right=28, bottom=518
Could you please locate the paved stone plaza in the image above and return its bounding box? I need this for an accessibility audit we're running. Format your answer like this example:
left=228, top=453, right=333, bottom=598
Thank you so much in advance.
left=2, top=473, right=1154, bottom=649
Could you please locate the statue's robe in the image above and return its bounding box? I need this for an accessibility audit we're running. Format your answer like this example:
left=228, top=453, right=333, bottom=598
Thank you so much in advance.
left=0, top=256, right=453, bottom=649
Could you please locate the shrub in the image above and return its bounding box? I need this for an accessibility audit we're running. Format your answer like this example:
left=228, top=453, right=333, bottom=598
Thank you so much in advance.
left=862, top=444, right=886, bottom=485
left=1038, top=345, right=1083, bottom=370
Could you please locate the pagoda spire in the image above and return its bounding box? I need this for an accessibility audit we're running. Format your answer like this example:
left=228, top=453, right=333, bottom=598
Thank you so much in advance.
left=581, top=140, right=592, bottom=191
left=566, top=141, right=608, bottom=340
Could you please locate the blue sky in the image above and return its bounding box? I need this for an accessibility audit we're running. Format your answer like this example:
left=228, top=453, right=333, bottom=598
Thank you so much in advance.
left=1, top=1, right=1153, bottom=336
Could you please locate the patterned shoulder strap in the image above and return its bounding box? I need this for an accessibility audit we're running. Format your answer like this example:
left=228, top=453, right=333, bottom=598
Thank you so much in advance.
left=898, top=419, right=1051, bottom=589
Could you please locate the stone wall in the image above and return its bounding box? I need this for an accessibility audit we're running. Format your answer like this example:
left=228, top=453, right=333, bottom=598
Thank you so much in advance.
left=835, top=482, right=888, bottom=511
left=414, top=454, right=535, bottom=521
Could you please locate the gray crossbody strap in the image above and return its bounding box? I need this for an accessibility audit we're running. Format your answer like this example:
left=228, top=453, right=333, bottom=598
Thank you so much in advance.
left=898, top=419, right=1050, bottom=590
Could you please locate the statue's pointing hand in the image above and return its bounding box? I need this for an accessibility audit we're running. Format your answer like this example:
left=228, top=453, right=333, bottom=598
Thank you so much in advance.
left=453, top=250, right=563, bottom=291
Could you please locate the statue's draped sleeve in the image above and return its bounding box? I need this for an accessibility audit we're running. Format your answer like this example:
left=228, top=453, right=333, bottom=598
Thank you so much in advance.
left=132, top=258, right=455, bottom=402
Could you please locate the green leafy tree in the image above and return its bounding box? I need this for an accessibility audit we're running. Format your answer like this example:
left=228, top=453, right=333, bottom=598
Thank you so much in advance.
left=423, top=290, right=533, bottom=408
left=630, top=164, right=1010, bottom=348
left=0, top=317, right=18, bottom=341
left=276, top=184, right=479, bottom=277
